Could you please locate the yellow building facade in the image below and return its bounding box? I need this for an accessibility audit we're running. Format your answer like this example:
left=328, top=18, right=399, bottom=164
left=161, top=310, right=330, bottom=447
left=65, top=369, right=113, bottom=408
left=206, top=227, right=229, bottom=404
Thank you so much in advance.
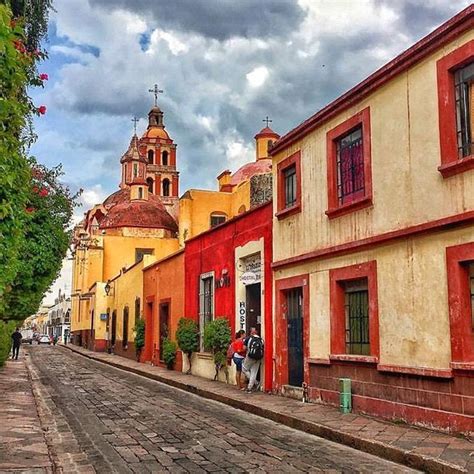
left=179, top=125, right=278, bottom=244
left=271, top=13, right=474, bottom=434
left=71, top=105, right=180, bottom=355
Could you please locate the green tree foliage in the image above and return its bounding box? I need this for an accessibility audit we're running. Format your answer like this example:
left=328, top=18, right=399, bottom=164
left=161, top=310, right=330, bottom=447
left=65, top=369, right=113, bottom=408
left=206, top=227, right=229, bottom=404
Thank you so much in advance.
left=0, top=5, right=32, bottom=304
left=4, top=0, right=53, bottom=53
left=175, top=317, right=199, bottom=374
left=1, top=163, right=76, bottom=321
left=0, top=2, right=75, bottom=323
left=162, top=338, right=177, bottom=369
left=0, top=320, right=16, bottom=366
left=203, top=318, right=231, bottom=368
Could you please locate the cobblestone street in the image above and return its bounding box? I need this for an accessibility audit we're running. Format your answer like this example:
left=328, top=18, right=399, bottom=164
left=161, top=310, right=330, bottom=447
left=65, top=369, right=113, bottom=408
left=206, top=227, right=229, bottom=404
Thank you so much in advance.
left=20, top=346, right=418, bottom=473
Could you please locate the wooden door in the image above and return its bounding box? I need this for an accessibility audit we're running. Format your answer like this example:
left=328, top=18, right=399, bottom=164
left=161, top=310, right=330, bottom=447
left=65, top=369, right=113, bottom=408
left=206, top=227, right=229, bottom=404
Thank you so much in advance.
left=287, top=288, right=303, bottom=387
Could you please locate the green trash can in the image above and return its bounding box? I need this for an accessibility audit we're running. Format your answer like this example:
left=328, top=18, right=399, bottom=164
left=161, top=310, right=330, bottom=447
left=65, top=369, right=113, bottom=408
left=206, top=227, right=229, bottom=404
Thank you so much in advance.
left=339, top=378, right=352, bottom=413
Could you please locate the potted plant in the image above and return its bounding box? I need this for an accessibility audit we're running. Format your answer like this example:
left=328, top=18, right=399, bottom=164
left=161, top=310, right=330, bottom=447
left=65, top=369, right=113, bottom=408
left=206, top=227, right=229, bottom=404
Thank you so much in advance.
left=175, top=317, right=199, bottom=374
left=203, top=318, right=231, bottom=382
left=133, top=318, right=145, bottom=362
left=162, top=338, right=177, bottom=369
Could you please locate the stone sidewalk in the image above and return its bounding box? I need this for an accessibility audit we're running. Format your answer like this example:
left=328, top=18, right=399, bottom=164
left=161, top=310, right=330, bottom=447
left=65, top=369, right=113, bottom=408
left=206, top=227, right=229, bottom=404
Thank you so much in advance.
left=63, top=345, right=474, bottom=473
left=0, top=353, right=54, bottom=473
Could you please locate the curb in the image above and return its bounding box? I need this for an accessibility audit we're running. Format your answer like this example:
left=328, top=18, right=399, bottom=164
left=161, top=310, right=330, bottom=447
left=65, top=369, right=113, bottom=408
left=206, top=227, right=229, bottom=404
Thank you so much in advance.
left=61, top=345, right=466, bottom=473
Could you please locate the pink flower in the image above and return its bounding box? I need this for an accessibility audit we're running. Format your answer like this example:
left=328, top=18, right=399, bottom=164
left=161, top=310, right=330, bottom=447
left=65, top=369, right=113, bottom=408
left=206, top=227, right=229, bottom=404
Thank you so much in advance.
left=37, top=105, right=47, bottom=115
left=39, top=188, right=49, bottom=197
left=26, top=207, right=35, bottom=213
left=39, top=73, right=49, bottom=81
left=32, top=185, right=39, bottom=194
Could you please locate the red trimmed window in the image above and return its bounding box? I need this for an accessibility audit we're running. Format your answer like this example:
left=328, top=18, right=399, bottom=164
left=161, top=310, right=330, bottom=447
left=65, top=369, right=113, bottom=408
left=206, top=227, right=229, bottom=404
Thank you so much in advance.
left=276, top=151, right=301, bottom=219
left=326, top=107, right=372, bottom=218
left=437, top=40, right=474, bottom=178
left=446, top=242, right=474, bottom=364
left=329, top=261, right=379, bottom=360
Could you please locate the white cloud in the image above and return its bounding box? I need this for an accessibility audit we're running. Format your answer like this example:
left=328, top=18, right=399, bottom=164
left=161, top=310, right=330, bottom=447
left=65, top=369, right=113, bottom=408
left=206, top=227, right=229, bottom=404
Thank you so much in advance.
left=81, top=184, right=107, bottom=208
left=148, top=29, right=189, bottom=55
left=246, top=66, right=269, bottom=88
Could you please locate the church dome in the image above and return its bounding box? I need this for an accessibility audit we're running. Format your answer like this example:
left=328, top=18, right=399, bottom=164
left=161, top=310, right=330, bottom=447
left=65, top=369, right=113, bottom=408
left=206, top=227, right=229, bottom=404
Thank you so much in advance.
left=99, top=199, right=178, bottom=232
left=230, top=159, right=272, bottom=186
left=141, top=127, right=170, bottom=140
left=254, top=126, right=280, bottom=140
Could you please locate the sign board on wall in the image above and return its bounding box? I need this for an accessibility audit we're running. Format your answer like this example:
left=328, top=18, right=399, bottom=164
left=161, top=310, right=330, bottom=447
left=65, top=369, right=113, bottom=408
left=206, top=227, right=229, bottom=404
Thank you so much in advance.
left=240, top=253, right=261, bottom=285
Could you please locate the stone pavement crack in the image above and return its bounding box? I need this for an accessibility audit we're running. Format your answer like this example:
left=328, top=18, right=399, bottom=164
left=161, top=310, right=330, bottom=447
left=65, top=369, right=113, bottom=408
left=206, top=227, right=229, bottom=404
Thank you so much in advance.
left=27, top=345, right=420, bottom=473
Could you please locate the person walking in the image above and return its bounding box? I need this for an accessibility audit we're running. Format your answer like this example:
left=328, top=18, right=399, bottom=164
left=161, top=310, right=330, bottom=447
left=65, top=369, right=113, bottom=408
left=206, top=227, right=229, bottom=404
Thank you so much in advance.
left=242, top=327, right=264, bottom=393
left=11, top=328, right=22, bottom=360
left=229, top=330, right=247, bottom=389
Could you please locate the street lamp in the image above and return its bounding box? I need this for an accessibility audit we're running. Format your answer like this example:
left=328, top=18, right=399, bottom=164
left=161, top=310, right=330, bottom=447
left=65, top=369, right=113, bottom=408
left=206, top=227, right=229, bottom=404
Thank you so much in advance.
left=104, top=280, right=113, bottom=296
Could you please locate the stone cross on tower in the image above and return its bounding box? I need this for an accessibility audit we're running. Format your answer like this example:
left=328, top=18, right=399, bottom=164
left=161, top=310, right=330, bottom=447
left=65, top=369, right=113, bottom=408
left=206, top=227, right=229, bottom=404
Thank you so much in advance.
left=263, top=116, right=272, bottom=127
left=131, top=116, right=139, bottom=135
left=148, top=84, right=163, bottom=106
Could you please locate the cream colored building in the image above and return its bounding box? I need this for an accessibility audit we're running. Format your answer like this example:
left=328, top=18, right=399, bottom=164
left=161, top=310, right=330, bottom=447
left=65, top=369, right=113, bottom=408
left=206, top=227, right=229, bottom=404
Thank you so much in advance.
left=271, top=9, right=474, bottom=434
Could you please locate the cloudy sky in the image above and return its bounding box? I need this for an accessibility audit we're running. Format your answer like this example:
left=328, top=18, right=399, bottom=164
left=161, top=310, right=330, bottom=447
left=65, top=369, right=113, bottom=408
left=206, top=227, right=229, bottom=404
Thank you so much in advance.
left=34, top=0, right=469, bottom=304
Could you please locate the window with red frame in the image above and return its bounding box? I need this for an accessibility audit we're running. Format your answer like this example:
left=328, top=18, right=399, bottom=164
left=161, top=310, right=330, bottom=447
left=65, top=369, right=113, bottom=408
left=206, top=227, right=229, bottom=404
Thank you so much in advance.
left=437, top=40, right=474, bottom=177
left=446, top=243, right=474, bottom=363
left=283, top=164, right=297, bottom=208
left=344, top=278, right=370, bottom=355
left=454, top=62, right=474, bottom=159
left=330, top=260, right=379, bottom=359
left=336, top=126, right=365, bottom=205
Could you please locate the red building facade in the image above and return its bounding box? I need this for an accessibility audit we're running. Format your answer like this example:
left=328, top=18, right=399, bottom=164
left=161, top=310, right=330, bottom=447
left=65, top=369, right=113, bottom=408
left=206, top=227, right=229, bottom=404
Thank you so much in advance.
left=184, top=202, right=273, bottom=390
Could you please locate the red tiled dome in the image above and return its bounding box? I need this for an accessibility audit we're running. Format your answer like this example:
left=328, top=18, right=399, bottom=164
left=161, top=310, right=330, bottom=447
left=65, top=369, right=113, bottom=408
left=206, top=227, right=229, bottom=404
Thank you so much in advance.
left=99, top=199, right=178, bottom=232
left=230, top=159, right=272, bottom=186
left=103, top=188, right=164, bottom=209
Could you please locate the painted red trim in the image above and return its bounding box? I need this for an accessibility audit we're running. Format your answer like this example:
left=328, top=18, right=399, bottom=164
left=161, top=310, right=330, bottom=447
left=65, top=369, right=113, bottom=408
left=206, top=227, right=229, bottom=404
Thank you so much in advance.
left=446, top=242, right=474, bottom=363
left=274, top=274, right=310, bottom=388
left=436, top=39, right=474, bottom=176
left=276, top=151, right=302, bottom=218
left=450, top=361, right=474, bottom=370
left=330, top=354, right=378, bottom=364
left=377, top=364, right=453, bottom=379
left=307, top=358, right=330, bottom=365
left=329, top=261, right=379, bottom=358
left=272, top=210, right=474, bottom=270
left=275, top=203, right=301, bottom=219
left=271, top=6, right=474, bottom=155
left=438, top=155, right=474, bottom=178
left=326, top=107, right=373, bottom=218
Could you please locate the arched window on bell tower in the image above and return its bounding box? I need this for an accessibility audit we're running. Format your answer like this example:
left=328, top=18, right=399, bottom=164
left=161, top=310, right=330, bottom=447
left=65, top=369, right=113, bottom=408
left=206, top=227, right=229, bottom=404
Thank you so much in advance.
left=162, top=178, right=170, bottom=197
left=148, top=149, right=154, bottom=164
left=162, top=150, right=168, bottom=166
left=146, top=177, right=154, bottom=194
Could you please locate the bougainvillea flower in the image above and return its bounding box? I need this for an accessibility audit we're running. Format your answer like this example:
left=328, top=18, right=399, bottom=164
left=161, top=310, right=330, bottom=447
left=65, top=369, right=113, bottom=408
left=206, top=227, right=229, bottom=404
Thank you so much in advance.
left=39, top=73, right=49, bottom=80
left=37, top=105, right=47, bottom=115
left=26, top=207, right=35, bottom=213
left=32, top=185, right=39, bottom=194
left=39, top=188, right=49, bottom=197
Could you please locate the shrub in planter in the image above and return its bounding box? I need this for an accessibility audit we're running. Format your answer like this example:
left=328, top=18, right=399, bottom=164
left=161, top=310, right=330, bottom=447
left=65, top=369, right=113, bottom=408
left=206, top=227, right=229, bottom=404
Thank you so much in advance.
left=133, top=318, right=145, bottom=361
left=175, top=317, right=199, bottom=374
left=203, top=318, right=231, bottom=382
left=162, top=338, right=177, bottom=369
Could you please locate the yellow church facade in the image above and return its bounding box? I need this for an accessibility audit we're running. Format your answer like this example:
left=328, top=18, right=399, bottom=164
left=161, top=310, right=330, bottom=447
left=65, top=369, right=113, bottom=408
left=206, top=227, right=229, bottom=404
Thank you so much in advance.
left=70, top=97, right=279, bottom=358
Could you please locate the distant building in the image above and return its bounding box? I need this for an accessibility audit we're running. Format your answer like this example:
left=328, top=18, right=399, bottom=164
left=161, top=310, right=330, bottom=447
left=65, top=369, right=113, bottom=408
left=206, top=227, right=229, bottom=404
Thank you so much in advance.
left=47, top=289, right=71, bottom=342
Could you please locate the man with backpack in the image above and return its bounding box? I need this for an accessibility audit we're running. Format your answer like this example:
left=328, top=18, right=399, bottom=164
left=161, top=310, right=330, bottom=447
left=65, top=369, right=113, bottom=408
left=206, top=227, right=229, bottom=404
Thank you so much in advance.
left=242, top=327, right=264, bottom=393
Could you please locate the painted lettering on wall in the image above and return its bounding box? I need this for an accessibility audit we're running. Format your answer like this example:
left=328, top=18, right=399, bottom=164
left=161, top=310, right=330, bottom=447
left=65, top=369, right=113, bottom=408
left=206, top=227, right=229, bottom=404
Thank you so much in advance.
left=239, top=301, right=246, bottom=330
